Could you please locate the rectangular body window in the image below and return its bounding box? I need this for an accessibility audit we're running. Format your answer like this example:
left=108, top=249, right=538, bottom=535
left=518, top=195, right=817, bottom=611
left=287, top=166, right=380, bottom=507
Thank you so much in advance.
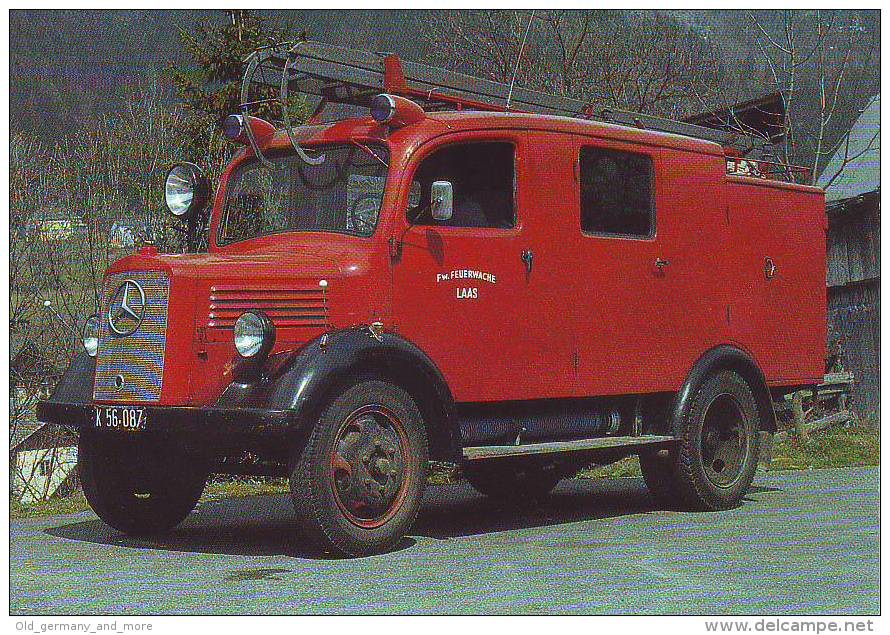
left=220, top=143, right=389, bottom=244
left=579, top=146, right=654, bottom=238
left=410, top=142, right=515, bottom=229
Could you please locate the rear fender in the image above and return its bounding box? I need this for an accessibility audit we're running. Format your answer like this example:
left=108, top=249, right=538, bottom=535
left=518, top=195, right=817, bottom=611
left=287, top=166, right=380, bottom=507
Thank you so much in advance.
left=671, top=345, right=777, bottom=438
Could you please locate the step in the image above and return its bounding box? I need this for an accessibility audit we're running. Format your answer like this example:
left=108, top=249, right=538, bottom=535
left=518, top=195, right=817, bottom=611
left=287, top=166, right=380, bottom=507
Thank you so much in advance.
left=462, top=435, right=676, bottom=461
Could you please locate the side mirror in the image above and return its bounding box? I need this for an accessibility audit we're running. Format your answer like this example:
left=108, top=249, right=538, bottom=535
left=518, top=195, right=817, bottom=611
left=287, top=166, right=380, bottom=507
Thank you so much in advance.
left=430, top=181, right=453, bottom=222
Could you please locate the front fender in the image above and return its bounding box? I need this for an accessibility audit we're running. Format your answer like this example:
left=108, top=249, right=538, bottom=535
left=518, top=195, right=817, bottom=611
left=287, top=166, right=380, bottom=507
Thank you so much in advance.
left=46, top=350, right=96, bottom=406
left=216, top=328, right=459, bottom=459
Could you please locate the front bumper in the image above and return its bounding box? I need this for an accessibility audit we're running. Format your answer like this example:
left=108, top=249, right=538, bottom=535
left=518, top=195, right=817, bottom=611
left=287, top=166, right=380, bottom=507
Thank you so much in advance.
left=36, top=350, right=299, bottom=454
left=36, top=399, right=293, bottom=446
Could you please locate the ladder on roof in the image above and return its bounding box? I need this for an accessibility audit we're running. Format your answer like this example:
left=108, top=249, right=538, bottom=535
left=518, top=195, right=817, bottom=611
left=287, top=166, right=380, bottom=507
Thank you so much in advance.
left=240, top=40, right=755, bottom=165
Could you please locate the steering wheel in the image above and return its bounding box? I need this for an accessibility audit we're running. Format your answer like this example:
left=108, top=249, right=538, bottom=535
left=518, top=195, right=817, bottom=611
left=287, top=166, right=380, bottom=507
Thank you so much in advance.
left=347, top=193, right=379, bottom=234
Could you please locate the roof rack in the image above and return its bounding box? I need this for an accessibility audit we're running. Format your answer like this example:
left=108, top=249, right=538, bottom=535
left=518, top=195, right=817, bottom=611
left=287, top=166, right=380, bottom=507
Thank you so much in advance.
left=240, top=40, right=777, bottom=171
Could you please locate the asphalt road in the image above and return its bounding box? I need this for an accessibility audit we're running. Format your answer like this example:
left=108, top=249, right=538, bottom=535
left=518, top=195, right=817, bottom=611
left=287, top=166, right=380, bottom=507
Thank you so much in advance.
left=10, top=467, right=879, bottom=615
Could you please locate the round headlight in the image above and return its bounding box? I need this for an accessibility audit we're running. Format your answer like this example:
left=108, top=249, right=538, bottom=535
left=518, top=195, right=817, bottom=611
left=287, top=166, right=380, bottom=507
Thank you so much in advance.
left=82, top=315, right=99, bottom=357
left=234, top=311, right=275, bottom=358
left=164, top=162, right=209, bottom=220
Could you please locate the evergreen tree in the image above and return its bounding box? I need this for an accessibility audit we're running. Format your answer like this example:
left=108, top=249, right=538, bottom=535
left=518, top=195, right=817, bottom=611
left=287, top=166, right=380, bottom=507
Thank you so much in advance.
left=170, top=10, right=304, bottom=148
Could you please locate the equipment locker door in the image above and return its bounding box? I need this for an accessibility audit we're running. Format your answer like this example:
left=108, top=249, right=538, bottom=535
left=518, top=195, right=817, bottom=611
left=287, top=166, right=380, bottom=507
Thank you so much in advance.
left=571, top=137, right=728, bottom=396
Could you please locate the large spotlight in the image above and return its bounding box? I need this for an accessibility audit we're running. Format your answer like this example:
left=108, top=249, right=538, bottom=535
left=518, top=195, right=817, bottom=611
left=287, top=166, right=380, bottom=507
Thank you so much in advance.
left=164, top=163, right=209, bottom=220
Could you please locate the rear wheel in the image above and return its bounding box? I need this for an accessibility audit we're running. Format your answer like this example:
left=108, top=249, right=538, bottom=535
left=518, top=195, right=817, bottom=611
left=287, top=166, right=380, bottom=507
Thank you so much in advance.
left=463, top=461, right=561, bottom=502
left=78, top=430, right=207, bottom=535
left=289, top=379, right=429, bottom=557
left=642, top=370, right=760, bottom=510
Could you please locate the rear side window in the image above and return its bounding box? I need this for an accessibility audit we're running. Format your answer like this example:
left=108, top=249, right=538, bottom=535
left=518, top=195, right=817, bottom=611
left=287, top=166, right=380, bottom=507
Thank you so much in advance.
left=409, top=142, right=515, bottom=229
left=579, top=146, right=654, bottom=238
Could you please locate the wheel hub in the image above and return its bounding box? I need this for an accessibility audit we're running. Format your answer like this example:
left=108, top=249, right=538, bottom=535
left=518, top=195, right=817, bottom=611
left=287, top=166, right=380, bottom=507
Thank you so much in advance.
left=330, top=404, right=410, bottom=528
left=700, top=393, right=750, bottom=488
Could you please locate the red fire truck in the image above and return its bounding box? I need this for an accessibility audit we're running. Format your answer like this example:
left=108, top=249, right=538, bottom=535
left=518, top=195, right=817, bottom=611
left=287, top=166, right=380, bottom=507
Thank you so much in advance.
left=38, top=42, right=826, bottom=557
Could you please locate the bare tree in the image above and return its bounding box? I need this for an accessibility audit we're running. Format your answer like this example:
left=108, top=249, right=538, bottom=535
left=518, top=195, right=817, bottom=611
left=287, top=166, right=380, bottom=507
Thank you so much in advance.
left=421, top=9, right=878, bottom=185
left=419, top=10, right=726, bottom=118
left=9, top=84, right=229, bottom=489
left=743, top=10, right=879, bottom=182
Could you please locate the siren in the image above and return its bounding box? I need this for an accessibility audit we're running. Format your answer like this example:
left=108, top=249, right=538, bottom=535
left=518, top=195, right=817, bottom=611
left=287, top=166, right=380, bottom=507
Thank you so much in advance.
left=369, top=94, right=425, bottom=128
left=222, top=114, right=276, bottom=146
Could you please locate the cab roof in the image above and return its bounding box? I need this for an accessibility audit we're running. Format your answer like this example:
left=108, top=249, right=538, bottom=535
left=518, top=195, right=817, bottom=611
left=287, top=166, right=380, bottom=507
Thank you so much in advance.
left=256, top=110, right=726, bottom=159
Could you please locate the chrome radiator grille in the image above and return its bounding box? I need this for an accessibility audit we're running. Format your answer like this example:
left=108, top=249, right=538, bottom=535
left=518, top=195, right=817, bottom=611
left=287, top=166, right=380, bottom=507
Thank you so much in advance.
left=93, top=271, right=170, bottom=402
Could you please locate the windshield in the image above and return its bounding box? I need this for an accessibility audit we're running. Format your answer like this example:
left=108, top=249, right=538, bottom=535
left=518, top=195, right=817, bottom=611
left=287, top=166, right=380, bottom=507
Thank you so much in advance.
left=219, top=143, right=389, bottom=244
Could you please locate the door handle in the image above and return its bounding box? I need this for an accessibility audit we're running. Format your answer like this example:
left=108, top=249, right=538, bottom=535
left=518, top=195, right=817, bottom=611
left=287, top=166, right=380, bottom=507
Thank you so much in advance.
left=521, top=250, right=534, bottom=274
left=655, top=257, right=670, bottom=271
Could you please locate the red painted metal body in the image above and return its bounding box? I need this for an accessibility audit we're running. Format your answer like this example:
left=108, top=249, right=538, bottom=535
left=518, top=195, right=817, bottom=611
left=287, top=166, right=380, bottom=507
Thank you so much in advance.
left=100, top=111, right=826, bottom=408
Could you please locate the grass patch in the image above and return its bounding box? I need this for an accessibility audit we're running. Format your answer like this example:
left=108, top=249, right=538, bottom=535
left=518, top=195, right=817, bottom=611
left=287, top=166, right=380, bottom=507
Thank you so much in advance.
left=575, top=424, right=880, bottom=479
left=201, top=478, right=289, bottom=501
left=10, top=425, right=879, bottom=519
left=576, top=457, right=642, bottom=480
left=10, top=490, right=90, bottom=519
left=769, top=424, right=880, bottom=471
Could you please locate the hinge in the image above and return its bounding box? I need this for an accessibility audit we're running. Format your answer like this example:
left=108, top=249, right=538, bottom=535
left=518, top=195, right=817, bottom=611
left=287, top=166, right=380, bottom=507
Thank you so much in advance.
left=319, top=279, right=330, bottom=332
left=368, top=321, right=385, bottom=342
left=388, top=236, right=401, bottom=260
left=194, top=326, right=208, bottom=356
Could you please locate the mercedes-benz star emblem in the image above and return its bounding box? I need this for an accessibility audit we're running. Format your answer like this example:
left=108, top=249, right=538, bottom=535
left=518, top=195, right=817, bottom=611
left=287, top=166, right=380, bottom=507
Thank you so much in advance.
left=107, top=279, right=146, bottom=337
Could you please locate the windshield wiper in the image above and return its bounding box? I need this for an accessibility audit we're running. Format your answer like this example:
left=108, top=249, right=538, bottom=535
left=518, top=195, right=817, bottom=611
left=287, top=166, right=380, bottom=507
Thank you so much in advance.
left=350, top=139, right=389, bottom=168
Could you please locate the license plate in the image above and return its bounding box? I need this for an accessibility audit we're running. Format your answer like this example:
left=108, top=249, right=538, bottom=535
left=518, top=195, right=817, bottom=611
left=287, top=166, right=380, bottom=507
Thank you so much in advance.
left=94, top=406, right=147, bottom=432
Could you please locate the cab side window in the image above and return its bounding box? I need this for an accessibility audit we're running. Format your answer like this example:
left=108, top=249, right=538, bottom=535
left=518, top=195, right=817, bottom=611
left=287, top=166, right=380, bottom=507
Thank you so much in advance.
left=579, top=146, right=654, bottom=238
left=409, top=142, right=515, bottom=229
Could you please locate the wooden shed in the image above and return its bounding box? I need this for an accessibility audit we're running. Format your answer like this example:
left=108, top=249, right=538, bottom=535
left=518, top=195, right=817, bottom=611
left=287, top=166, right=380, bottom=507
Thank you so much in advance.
left=817, top=95, right=880, bottom=422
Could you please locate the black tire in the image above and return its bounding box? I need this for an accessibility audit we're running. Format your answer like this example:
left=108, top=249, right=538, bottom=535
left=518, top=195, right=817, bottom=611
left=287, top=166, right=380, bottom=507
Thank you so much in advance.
left=289, top=379, right=429, bottom=557
left=463, top=461, right=561, bottom=502
left=644, top=370, right=761, bottom=511
left=78, top=430, right=207, bottom=535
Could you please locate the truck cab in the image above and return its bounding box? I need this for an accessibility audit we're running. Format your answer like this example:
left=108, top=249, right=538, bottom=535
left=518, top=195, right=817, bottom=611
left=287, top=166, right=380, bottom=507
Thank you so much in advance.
left=38, top=42, right=826, bottom=557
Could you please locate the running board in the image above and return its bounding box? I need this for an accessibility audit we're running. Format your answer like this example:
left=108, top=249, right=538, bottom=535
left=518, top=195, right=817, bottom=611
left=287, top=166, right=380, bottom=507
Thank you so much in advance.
left=462, top=435, right=676, bottom=461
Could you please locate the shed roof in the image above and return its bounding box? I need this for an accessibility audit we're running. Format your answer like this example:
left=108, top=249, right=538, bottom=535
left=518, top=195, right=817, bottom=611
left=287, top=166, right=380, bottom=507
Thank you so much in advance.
left=10, top=421, right=42, bottom=451
left=817, top=95, right=880, bottom=203
left=683, top=91, right=786, bottom=142
left=11, top=421, right=76, bottom=452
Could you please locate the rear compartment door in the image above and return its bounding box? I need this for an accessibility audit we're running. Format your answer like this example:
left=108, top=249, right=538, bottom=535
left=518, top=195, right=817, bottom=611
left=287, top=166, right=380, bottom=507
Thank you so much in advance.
left=572, top=138, right=728, bottom=396
left=727, top=180, right=827, bottom=384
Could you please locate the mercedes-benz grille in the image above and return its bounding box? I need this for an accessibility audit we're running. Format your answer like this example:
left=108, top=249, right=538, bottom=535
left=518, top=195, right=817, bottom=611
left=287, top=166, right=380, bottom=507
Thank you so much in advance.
left=93, top=271, right=170, bottom=402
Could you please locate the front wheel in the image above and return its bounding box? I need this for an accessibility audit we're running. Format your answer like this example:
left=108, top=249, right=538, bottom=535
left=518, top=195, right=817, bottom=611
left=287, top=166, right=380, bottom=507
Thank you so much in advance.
left=78, top=430, right=207, bottom=535
left=289, top=379, right=429, bottom=557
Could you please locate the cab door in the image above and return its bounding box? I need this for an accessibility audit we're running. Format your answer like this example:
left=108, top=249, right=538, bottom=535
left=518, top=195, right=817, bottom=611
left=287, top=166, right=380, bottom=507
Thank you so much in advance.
left=390, top=130, right=574, bottom=403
